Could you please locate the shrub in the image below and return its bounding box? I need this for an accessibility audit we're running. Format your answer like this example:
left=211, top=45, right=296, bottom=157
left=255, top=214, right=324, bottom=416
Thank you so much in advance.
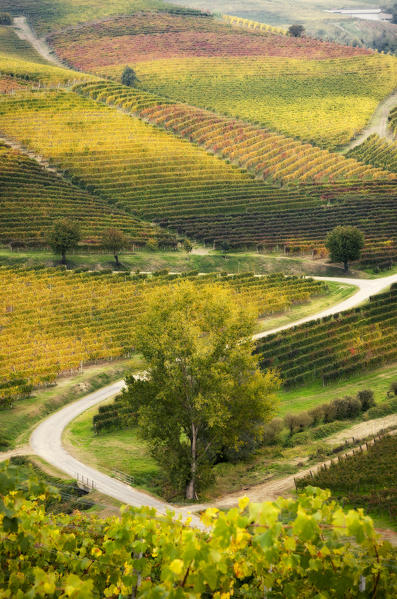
left=262, top=417, right=284, bottom=445
left=0, top=13, right=11, bottom=25
left=390, top=381, right=397, bottom=396
left=357, top=389, right=375, bottom=410
left=309, top=405, right=325, bottom=425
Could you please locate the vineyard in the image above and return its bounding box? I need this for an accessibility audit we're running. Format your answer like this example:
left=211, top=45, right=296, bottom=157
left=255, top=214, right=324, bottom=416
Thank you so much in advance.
left=297, top=435, right=397, bottom=522
left=0, top=142, right=171, bottom=247
left=0, top=51, right=93, bottom=87
left=0, top=268, right=327, bottom=401
left=0, top=24, right=47, bottom=63
left=116, top=54, right=397, bottom=149
left=256, top=284, right=397, bottom=387
left=75, top=80, right=392, bottom=184
left=0, top=0, right=173, bottom=35
left=347, top=134, right=397, bottom=174
left=48, top=11, right=371, bottom=71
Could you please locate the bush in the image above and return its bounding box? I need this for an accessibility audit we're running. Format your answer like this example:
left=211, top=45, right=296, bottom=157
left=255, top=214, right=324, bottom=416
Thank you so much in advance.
left=357, top=389, right=375, bottom=410
left=0, top=13, right=11, bottom=25
left=309, top=405, right=325, bottom=425
left=390, top=381, right=397, bottom=396
left=262, top=417, right=284, bottom=445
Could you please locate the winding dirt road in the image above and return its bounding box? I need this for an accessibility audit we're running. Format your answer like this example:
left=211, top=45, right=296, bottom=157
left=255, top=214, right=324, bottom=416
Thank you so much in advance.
left=21, top=272, right=397, bottom=516
left=13, top=16, right=67, bottom=68
left=343, top=88, right=397, bottom=152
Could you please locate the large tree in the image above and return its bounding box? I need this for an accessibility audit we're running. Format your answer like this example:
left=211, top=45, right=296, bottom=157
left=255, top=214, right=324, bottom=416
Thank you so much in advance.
left=122, top=281, right=279, bottom=500
left=48, top=218, right=81, bottom=265
left=326, top=225, right=364, bottom=272
left=101, top=227, right=128, bottom=267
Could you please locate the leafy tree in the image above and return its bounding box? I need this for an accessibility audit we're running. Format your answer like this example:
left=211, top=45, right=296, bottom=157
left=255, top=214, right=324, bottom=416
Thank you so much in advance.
left=121, top=66, right=138, bottom=87
left=121, top=281, right=279, bottom=499
left=357, top=389, right=375, bottom=411
left=326, top=225, right=364, bottom=272
left=288, top=24, right=305, bottom=37
left=48, top=218, right=80, bottom=265
left=182, top=238, right=193, bottom=253
left=101, top=228, right=128, bottom=267
left=146, top=237, right=159, bottom=251
left=0, top=13, right=11, bottom=25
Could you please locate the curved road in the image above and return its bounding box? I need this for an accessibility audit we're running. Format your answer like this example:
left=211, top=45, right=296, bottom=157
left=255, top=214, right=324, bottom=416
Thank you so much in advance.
left=26, top=272, right=397, bottom=516
left=343, top=88, right=397, bottom=152
left=13, top=16, right=67, bottom=68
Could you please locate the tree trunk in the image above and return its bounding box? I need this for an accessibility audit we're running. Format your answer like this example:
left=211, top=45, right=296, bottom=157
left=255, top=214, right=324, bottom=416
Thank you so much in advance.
left=186, top=423, right=197, bottom=500
left=61, top=250, right=66, bottom=265
left=343, top=259, right=348, bottom=273
left=114, top=253, right=120, bottom=266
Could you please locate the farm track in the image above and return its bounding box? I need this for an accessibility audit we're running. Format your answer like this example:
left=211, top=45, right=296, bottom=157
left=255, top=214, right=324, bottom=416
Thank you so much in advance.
left=12, top=16, right=67, bottom=68
left=343, top=88, right=397, bottom=152
left=1, top=272, right=392, bottom=521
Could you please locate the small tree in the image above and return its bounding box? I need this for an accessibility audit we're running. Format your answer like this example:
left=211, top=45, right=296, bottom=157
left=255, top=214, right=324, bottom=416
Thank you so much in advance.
left=121, top=66, right=138, bottom=87
left=183, top=239, right=193, bottom=253
left=121, top=281, right=280, bottom=499
left=288, top=24, right=305, bottom=37
left=0, top=13, right=12, bottom=25
left=326, top=226, right=364, bottom=272
left=357, top=389, right=375, bottom=411
left=101, top=228, right=128, bottom=267
left=48, top=218, right=80, bottom=265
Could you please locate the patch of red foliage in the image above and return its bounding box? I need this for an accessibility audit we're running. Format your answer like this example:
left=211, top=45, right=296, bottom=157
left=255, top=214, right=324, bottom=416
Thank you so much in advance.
left=49, top=13, right=372, bottom=71
left=0, top=77, right=27, bottom=93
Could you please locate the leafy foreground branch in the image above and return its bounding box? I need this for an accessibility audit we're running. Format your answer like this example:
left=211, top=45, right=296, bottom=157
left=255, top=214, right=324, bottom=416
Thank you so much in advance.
left=1, top=462, right=396, bottom=598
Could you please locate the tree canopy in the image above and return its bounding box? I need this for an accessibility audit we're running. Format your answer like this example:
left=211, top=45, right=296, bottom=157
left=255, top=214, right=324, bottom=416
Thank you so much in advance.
left=101, top=228, right=128, bottom=266
left=48, top=218, right=81, bottom=265
left=121, top=281, right=279, bottom=499
left=326, top=225, right=364, bottom=272
left=121, top=66, right=138, bottom=87
left=288, top=24, right=305, bottom=37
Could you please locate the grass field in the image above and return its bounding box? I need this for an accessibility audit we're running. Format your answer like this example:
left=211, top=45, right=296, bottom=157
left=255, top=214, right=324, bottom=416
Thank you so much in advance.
left=277, top=361, right=397, bottom=416
left=0, top=247, right=349, bottom=276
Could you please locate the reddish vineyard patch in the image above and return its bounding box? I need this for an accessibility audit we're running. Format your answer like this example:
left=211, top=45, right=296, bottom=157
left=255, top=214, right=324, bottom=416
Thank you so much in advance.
left=0, top=76, right=28, bottom=93
left=49, top=12, right=372, bottom=71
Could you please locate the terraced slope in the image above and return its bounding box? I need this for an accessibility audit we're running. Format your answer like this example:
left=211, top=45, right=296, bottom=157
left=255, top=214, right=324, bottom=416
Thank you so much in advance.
left=0, top=89, right=273, bottom=218
left=0, top=51, right=93, bottom=86
left=0, top=142, right=171, bottom=247
left=389, top=106, right=397, bottom=136
left=346, top=134, right=397, bottom=174
left=0, top=268, right=327, bottom=399
left=48, top=11, right=371, bottom=71
left=0, top=0, right=176, bottom=35
left=256, top=284, right=397, bottom=388
left=127, top=54, right=397, bottom=149
left=75, top=81, right=391, bottom=185
left=0, top=24, right=47, bottom=63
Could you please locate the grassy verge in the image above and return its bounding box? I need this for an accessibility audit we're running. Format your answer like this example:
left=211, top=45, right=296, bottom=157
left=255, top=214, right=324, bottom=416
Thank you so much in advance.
left=256, top=281, right=356, bottom=334
left=0, top=247, right=349, bottom=277
left=277, top=361, right=397, bottom=416
left=64, top=403, right=164, bottom=498
left=4, top=455, right=122, bottom=518
left=0, top=356, right=144, bottom=450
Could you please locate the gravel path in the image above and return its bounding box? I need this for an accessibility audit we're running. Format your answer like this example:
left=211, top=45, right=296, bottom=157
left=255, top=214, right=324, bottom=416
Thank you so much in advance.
left=13, top=16, right=66, bottom=68
left=343, top=88, right=397, bottom=152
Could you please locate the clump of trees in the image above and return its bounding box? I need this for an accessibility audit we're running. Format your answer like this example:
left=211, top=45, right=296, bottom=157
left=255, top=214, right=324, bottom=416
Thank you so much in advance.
left=121, top=66, right=139, bottom=87
left=326, top=225, right=364, bottom=272
left=121, top=281, right=280, bottom=499
left=48, top=218, right=81, bottom=265
left=0, top=13, right=12, bottom=25
left=288, top=24, right=305, bottom=37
